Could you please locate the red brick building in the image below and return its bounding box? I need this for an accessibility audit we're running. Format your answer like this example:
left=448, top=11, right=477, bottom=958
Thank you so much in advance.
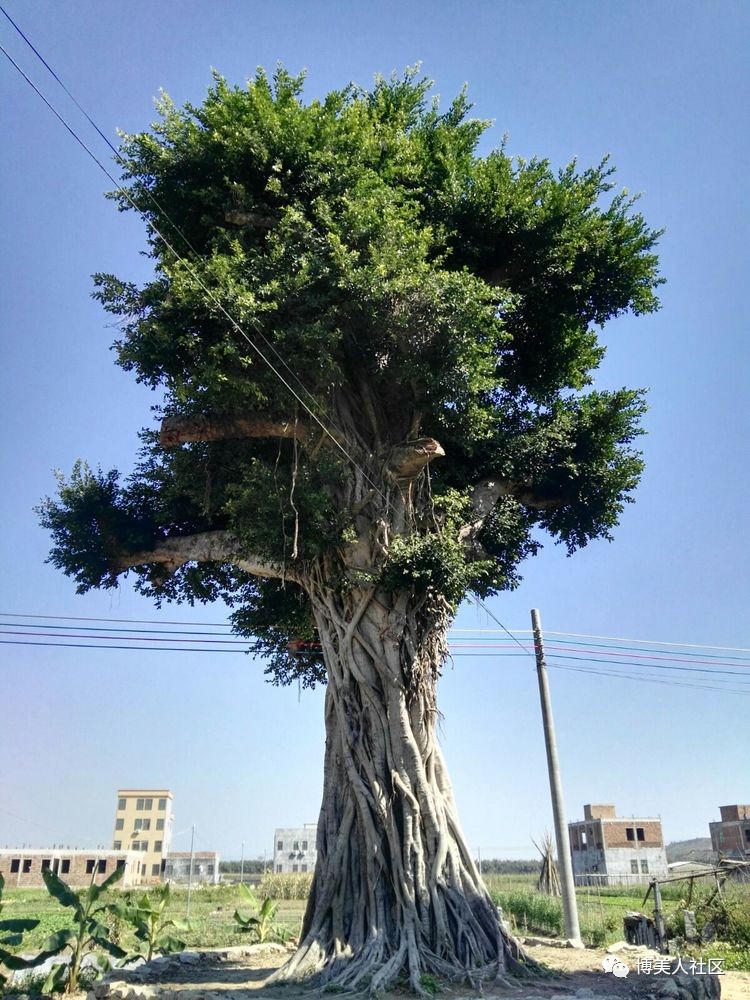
left=709, top=804, right=750, bottom=861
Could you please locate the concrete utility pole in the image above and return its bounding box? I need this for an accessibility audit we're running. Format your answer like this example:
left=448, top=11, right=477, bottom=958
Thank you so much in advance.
left=186, top=824, right=196, bottom=918
left=531, top=608, right=582, bottom=946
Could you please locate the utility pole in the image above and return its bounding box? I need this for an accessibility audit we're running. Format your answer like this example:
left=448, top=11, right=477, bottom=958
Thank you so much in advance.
left=240, top=840, right=245, bottom=883
left=477, top=846, right=482, bottom=878
left=531, top=608, right=582, bottom=946
left=186, top=824, right=195, bottom=918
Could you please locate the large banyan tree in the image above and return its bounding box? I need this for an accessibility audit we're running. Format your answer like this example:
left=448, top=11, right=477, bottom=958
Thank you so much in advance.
left=41, top=69, right=661, bottom=991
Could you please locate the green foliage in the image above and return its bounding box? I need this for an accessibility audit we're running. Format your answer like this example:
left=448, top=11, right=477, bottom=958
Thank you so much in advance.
left=0, top=873, right=43, bottom=988
left=39, top=866, right=127, bottom=994
left=233, top=884, right=284, bottom=943
left=40, top=67, right=663, bottom=686
left=114, top=884, right=190, bottom=961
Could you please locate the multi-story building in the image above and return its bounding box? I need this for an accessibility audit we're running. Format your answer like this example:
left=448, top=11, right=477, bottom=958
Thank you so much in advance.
left=709, top=804, right=750, bottom=861
left=112, top=789, right=173, bottom=883
left=273, top=824, right=317, bottom=873
left=164, top=851, right=220, bottom=884
left=0, top=848, right=140, bottom=889
left=568, top=803, right=668, bottom=884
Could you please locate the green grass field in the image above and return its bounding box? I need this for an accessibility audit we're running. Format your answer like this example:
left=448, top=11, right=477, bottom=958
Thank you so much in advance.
left=2, top=875, right=748, bottom=974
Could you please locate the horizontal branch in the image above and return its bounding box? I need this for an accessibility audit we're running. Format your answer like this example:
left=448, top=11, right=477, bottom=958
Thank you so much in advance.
left=109, top=529, right=294, bottom=582
left=224, top=209, right=279, bottom=230
left=468, top=475, right=571, bottom=515
left=160, top=414, right=310, bottom=447
left=385, top=438, right=445, bottom=483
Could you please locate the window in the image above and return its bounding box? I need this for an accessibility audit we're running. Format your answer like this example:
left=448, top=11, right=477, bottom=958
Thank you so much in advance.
left=144, top=798, right=153, bottom=810
left=118, top=798, right=126, bottom=810
left=113, top=841, right=122, bottom=851
left=156, top=819, right=165, bottom=831
left=134, top=818, right=151, bottom=830
left=301, top=841, right=308, bottom=850
left=636, top=828, right=645, bottom=842
left=292, top=864, right=299, bottom=872
left=86, top=859, right=96, bottom=874
left=98, top=860, right=107, bottom=873
left=136, top=798, right=145, bottom=810
left=134, top=818, right=143, bottom=830
left=276, top=864, right=282, bottom=873
left=152, top=864, right=160, bottom=877
left=61, top=860, right=70, bottom=874
left=640, top=860, right=649, bottom=874
left=580, top=830, right=587, bottom=849
left=631, top=860, right=639, bottom=874
left=142, top=819, right=151, bottom=830
left=207, top=865, right=214, bottom=875
left=293, top=841, right=299, bottom=851
left=301, top=864, right=307, bottom=873
left=277, top=840, right=283, bottom=850
left=10, top=859, right=19, bottom=873
left=41, top=859, right=51, bottom=871
left=158, top=798, right=167, bottom=810
left=744, top=829, right=750, bottom=843
left=115, top=818, right=124, bottom=831
left=131, top=840, right=148, bottom=851
left=154, top=841, right=163, bottom=852
left=626, top=827, right=635, bottom=841
left=22, top=859, right=31, bottom=873
left=117, top=859, right=125, bottom=870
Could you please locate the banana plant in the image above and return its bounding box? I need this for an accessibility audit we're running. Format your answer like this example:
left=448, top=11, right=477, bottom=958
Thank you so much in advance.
left=114, top=884, right=190, bottom=961
left=233, top=884, right=280, bottom=943
left=41, top=865, right=127, bottom=994
left=0, top=872, right=43, bottom=988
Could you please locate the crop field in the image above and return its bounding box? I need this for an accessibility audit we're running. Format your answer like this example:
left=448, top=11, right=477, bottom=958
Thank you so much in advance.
left=2, top=874, right=748, bottom=972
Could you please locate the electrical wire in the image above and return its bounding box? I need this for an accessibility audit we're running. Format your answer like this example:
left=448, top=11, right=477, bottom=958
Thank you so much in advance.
left=0, top=4, right=342, bottom=440
left=0, top=40, right=388, bottom=507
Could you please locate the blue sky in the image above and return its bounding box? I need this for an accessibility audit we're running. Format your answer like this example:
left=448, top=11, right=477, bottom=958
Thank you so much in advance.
left=1, top=0, right=748, bottom=862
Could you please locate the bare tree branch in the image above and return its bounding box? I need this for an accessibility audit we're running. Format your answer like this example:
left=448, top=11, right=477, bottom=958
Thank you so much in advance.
left=109, top=529, right=294, bottom=582
left=385, top=438, right=445, bottom=483
left=160, top=413, right=310, bottom=447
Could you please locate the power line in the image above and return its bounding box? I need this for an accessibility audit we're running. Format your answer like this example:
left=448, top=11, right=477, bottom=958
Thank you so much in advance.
left=471, top=596, right=534, bottom=659
left=0, top=39, right=388, bottom=508
left=0, top=3, right=338, bottom=437
left=544, top=629, right=750, bottom=654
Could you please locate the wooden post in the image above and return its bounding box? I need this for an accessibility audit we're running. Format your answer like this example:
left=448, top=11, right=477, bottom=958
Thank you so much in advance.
left=653, top=879, right=667, bottom=951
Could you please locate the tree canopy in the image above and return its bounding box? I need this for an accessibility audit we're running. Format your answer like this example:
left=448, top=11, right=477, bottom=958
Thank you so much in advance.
left=41, top=67, right=661, bottom=690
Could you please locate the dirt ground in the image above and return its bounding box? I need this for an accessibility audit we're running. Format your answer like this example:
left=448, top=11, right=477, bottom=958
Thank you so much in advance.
left=84, top=941, right=750, bottom=1000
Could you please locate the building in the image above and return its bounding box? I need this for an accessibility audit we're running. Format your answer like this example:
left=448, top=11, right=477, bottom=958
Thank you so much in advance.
left=163, top=851, right=220, bottom=884
left=568, top=803, right=668, bottom=885
left=113, top=789, right=174, bottom=883
left=0, top=848, right=140, bottom=889
left=273, top=824, right=317, bottom=873
left=709, top=804, right=750, bottom=861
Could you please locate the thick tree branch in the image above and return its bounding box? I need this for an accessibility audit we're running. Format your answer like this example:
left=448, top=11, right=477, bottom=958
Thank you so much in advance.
left=459, top=475, right=572, bottom=553
left=224, top=209, right=279, bottom=230
left=160, top=413, right=310, bottom=447
left=468, top=475, right=571, bottom=515
left=109, top=529, right=294, bottom=582
left=385, top=438, right=445, bottom=483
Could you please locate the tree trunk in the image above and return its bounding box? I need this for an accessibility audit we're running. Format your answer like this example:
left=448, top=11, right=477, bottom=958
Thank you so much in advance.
left=271, top=580, right=527, bottom=992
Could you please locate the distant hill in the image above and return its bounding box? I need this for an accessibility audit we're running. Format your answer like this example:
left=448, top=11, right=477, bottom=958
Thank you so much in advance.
left=665, top=838, right=714, bottom=863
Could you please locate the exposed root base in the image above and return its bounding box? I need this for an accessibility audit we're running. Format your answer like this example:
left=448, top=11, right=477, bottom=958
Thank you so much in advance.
left=268, top=933, right=539, bottom=996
